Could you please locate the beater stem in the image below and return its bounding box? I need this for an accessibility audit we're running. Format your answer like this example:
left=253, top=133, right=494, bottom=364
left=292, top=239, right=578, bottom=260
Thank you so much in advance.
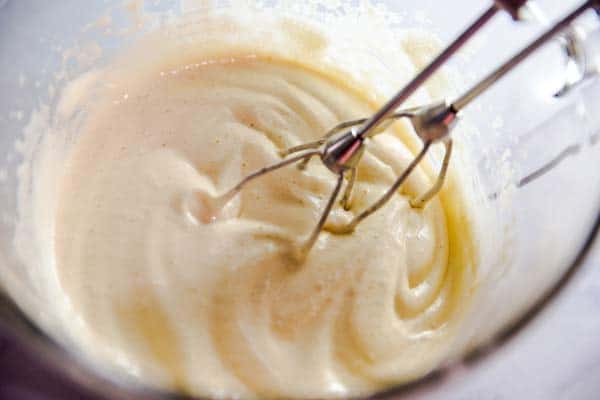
left=452, top=0, right=597, bottom=112
left=356, top=5, right=499, bottom=140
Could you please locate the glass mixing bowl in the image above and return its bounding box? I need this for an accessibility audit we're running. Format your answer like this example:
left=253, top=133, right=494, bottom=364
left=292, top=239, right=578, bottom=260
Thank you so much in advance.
left=0, top=0, right=598, bottom=399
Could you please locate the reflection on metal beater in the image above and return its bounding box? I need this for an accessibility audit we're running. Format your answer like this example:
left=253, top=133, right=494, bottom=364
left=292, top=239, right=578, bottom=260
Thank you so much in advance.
left=212, top=0, right=599, bottom=258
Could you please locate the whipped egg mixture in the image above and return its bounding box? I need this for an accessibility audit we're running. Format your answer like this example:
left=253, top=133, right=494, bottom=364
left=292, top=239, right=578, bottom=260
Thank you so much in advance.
left=16, top=8, right=478, bottom=400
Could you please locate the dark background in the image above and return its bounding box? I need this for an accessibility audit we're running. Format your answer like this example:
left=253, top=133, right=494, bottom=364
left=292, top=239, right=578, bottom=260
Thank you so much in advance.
left=0, top=332, right=104, bottom=400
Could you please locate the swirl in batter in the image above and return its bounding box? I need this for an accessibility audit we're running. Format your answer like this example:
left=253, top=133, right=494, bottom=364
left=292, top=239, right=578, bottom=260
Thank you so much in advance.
left=53, top=50, right=476, bottom=398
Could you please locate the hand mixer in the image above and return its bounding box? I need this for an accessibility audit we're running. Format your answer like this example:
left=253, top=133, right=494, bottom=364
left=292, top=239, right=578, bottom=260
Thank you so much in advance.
left=209, top=0, right=600, bottom=257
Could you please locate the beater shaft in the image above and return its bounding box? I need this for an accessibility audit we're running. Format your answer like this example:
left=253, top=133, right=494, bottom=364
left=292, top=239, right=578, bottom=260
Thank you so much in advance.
left=355, top=5, right=500, bottom=141
left=453, top=0, right=598, bottom=112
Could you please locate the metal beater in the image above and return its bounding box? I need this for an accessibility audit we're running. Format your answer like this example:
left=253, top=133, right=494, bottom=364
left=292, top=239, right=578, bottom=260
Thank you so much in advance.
left=211, top=0, right=599, bottom=257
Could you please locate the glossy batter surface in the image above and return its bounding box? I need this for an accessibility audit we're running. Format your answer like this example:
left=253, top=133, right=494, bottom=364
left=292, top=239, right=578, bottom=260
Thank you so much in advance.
left=54, top=55, right=475, bottom=399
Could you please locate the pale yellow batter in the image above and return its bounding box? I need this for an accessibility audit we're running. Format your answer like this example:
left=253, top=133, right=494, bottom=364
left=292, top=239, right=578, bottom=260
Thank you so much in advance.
left=50, top=49, right=476, bottom=399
